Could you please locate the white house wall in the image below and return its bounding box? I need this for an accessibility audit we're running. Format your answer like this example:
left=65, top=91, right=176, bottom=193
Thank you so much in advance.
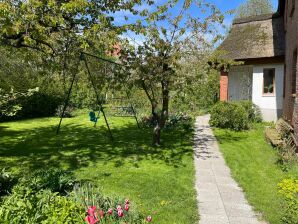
left=252, top=64, right=284, bottom=122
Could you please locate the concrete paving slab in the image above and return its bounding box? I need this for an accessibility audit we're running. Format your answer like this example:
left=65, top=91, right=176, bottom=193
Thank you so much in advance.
left=200, top=215, right=229, bottom=224
left=194, top=115, right=265, bottom=224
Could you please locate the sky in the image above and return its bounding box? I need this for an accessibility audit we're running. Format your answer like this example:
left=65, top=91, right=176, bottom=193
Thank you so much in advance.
left=114, top=0, right=279, bottom=46
left=207, top=0, right=278, bottom=27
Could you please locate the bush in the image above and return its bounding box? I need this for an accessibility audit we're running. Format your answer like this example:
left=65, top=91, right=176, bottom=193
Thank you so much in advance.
left=140, top=113, right=193, bottom=130
left=55, top=104, right=75, bottom=118
left=0, top=169, right=82, bottom=223
left=210, top=101, right=249, bottom=131
left=18, top=168, right=76, bottom=195
left=165, top=113, right=193, bottom=130
left=278, top=178, right=298, bottom=224
left=0, top=93, right=63, bottom=121
left=0, top=169, right=152, bottom=223
left=140, top=115, right=157, bottom=128
left=0, top=168, right=18, bottom=196
left=0, top=186, right=85, bottom=224
left=238, top=101, right=262, bottom=123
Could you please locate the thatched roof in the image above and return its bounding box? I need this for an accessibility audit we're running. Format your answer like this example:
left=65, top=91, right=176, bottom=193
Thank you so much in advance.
left=219, top=13, right=285, bottom=60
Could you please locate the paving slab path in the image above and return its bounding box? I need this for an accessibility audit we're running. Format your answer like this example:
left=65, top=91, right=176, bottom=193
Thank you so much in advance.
left=194, top=115, right=265, bottom=224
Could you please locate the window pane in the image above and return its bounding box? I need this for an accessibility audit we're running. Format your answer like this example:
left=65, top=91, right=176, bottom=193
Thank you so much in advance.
left=263, top=69, right=275, bottom=94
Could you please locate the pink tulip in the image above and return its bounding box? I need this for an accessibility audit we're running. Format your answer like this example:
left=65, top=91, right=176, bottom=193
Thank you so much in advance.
left=87, top=206, right=97, bottom=216
left=146, top=215, right=152, bottom=222
left=117, top=205, right=122, bottom=210
left=98, top=210, right=104, bottom=218
left=117, top=209, right=124, bottom=217
left=124, top=203, right=129, bottom=211
left=125, top=198, right=130, bottom=204
left=108, top=208, right=113, bottom=215
left=85, top=215, right=98, bottom=224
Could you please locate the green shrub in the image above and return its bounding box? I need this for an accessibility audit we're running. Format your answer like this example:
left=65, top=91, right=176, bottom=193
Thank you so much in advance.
left=238, top=101, right=262, bottom=123
left=0, top=168, right=18, bottom=196
left=165, top=113, right=194, bottom=132
left=140, top=113, right=193, bottom=130
left=55, top=105, right=75, bottom=118
left=0, top=186, right=84, bottom=224
left=278, top=178, right=298, bottom=224
left=210, top=101, right=249, bottom=131
left=18, top=93, right=63, bottom=118
left=0, top=93, right=63, bottom=121
left=18, top=168, right=76, bottom=195
left=140, top=115, right=156, bottom=128
left=36, top=190, right=85, bottom=224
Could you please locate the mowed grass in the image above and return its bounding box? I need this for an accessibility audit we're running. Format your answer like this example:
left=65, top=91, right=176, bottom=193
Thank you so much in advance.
left=213, top=124, right=298, bottom=224
left=0, top=112, right=198, bottom=224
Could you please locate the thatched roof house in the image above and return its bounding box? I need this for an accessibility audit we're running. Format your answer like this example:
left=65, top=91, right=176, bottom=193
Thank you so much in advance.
left=218, top=12, right=286, bottom=122
left=218, top=0, right=298, bottom=146
left=219, top=13, right=285, bottom=61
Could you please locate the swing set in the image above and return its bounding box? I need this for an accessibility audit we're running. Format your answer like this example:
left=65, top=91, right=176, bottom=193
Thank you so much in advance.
left=56, top=52, right=139, bottom=140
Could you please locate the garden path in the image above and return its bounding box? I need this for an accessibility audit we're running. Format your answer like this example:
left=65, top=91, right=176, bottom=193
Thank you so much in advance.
left=193, top=115, right=266, bottom=224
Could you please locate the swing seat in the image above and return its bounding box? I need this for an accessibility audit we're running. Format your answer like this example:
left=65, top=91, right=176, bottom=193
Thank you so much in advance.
left=89, top=111, right=98, bottom=122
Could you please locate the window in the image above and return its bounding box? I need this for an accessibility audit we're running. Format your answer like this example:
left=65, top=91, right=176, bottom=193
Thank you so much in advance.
left=263, top=68, right=275, bottom=95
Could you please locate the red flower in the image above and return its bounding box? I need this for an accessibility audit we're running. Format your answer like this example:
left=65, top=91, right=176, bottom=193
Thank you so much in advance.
left=108, top=208, right=113, bottom=215
left=117, top=205, right=122, bottom=210
left=124, top=203, right=129, bottom=211
left=125, top=198, right=130, bottom=204
left=87, top=206, right=97, bottom=216
left=98, top=210, right=104, bottom=218
left=146, top=215, right=152, bottom=222
left=117, top=209, right=124, bottom=217
left=85, top=215, right=99, bottom=224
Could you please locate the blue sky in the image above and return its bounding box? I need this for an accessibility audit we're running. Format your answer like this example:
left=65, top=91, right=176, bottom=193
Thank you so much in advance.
left=115, top=0, right=279, bottom=46
left=113, top=0, right=279, bottom=25
left=207, top=0, right=278, bottom=26
left=165, top=0, right=279, bottom=28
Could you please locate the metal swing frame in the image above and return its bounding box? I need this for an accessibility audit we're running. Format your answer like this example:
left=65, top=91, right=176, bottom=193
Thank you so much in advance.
left=56, top=51, right=140, bottom=139
left=82, top=52, right=140, bottom=128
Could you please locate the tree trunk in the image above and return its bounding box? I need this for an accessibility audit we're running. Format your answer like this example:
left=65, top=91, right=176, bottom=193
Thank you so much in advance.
left=151, top=102, right=161, bottom=145
left=153, top=123, right=161, bottom=146
left=140, top=78, right=169, bottom=146
left=160, top=79, right=169, bottom=129
left=152, top=80, right=169, bottom=146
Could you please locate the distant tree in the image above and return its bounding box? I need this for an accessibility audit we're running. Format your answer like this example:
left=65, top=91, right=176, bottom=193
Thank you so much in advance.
left=235, top=0, right=273, bottom=19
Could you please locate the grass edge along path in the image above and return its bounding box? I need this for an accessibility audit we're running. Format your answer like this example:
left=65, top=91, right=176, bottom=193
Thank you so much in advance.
left=213, top=123, right=298, bottom=224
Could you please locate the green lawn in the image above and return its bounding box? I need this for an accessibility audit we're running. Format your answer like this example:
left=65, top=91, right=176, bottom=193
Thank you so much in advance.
left=213, top=124, right=298, bottom=224
left=0, top=112, right=198, bottom=224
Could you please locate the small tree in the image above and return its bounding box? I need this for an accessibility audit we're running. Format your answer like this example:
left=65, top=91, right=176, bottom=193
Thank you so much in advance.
left=120, top=0, right=225, bottom=145
left=235, top=0, right=273, bottom=19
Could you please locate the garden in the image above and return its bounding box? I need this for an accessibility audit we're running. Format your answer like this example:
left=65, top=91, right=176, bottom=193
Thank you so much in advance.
left=0, top=113, right=198, bottom=223
left=0, top=0, right=222, bottom=221
left=0, top=0, right=298, bottom=224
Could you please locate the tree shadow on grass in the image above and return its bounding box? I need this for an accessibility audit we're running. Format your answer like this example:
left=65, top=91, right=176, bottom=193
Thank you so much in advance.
left=0, top=120, right=194, bottom=174
left=213, top=129, right=248, bottom=144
